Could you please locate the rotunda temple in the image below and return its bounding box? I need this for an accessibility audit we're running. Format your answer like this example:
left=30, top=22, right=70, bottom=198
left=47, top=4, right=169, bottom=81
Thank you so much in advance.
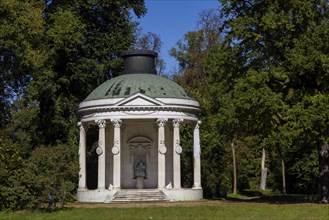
left=77, top=50, right=202, bottom=202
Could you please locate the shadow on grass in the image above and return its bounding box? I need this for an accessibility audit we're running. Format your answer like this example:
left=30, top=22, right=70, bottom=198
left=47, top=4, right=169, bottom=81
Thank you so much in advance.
left=214, top=190, right=320, bottom=204
left=33, top=205, right=74, bottom=213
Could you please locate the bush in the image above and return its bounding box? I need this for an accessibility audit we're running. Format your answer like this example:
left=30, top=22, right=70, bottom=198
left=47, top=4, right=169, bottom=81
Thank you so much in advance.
left=0, top=136, right=78, bottom=211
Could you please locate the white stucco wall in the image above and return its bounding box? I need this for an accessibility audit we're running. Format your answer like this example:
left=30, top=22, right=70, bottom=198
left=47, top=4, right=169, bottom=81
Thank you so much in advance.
left=103, top=120, right=174, bottom=189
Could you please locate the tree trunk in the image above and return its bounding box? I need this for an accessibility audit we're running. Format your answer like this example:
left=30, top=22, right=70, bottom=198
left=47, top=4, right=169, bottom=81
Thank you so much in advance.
left=231, top=141, right=237, bottom=194
left=281, top=159, right=286, bottom=194
left=318, top=143, right=329, bottom=203
left=276, top=144, right=286, bottom=194
left=260, top=148, right=267, bottom=190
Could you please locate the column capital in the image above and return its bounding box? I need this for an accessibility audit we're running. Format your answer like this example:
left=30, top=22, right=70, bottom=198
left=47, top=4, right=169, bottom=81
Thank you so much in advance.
left=95, top=119, right=106, bottom=128
left=111, top=118, right=122, bottom=128
left=172, top=118, right=183, bottom=128
left=195, top=120, right=201, bottom=129
left=78, top=122, right=85, bottom=130
left=157, top=118, right=168, bottom=127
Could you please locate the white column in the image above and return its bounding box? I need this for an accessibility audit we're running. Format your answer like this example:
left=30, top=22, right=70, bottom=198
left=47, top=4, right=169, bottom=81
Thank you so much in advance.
left=157, top=118, right=167, bottom=189
left=96, top=119, right=106, bottom=190
left=111, top=118, right=122, bottom=189
left=193, top=120, right=202, bottom=189
left=105, top=126, right=112, bottom=187
left=78, top=122, right=87, bottom=190
left=173, top=118, right=183, bottom=189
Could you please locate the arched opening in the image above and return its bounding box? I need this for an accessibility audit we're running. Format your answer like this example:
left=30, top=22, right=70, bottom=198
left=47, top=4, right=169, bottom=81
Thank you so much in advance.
left=122, top=136, right=155, bottom=189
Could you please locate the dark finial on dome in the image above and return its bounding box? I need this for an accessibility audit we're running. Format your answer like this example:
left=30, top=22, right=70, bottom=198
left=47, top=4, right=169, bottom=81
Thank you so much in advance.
left=122, top=49, right=158, bottom=75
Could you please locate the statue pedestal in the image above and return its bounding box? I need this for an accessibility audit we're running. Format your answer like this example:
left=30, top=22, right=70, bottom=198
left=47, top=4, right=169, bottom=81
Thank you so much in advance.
left=136, top=177, right=144, bottom=189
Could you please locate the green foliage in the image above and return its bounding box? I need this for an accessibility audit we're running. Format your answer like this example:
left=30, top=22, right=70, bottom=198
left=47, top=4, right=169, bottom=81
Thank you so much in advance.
left=0, top=0, right=44, bottom=127
left=0, top=133, right=37, bottom=210
left=1, top=0, right=147, bottom=144
left=286, top=147, right=319, bottom=194
left=0, top=0, right=147, bottom=210
left=179, top=125, right=193, bottom=188
left=0, top=131, right=78, bottom=210
left=171, top=1, right=329, bottom=202
left=25, top=144, right=79, bottom=207
left=220, top=0, right=329, bottom=200
left=30, top=1, right=146, bottom=145
left=4, top=97, right=39, bottom=157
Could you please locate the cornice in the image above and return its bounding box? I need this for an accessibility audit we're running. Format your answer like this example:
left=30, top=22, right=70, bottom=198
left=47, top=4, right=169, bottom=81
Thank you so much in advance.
left=78, top=93, right=200, bottom=115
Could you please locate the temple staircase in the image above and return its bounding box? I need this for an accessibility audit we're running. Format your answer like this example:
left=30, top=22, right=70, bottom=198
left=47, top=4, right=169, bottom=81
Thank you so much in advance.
left=111, top=189, right=169, bottom=203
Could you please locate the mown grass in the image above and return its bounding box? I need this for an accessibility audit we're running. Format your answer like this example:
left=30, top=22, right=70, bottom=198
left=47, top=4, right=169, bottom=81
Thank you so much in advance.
left=226, top=190, right=320, bottom=204
left=0, top=203, right=328, bottom=220
left=1, top=191, right=327, bottom=220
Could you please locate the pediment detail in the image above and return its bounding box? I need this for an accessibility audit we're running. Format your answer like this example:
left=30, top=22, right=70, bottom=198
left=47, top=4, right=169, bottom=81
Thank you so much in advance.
left=115, top=93, right=164, bottom=107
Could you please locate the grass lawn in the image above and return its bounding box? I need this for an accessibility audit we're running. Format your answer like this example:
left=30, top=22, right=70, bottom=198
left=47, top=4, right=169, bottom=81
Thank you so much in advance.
left=0, top=201, right=328, bottom=220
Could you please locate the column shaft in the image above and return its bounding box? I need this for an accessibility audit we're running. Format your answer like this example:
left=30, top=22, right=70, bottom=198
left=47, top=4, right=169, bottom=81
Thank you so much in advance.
left=193, top=121, right=202, bottom=189
left=157, top=118, right=167, bottom=189
left=112, top=119, right=122, bottom=189
left=173, top=119, right=183, bottom=189
left=96, top=119, right=106, bottom=189
left=78, top=122, right=87, bottom=190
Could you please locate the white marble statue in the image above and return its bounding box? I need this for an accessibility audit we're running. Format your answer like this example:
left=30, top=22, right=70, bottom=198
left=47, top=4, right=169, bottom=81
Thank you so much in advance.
left=135, top=161, right=146, bottom=178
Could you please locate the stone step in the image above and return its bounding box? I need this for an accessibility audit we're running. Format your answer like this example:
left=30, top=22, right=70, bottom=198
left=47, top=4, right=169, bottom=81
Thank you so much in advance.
left=111, top=189, right=168, bottom=203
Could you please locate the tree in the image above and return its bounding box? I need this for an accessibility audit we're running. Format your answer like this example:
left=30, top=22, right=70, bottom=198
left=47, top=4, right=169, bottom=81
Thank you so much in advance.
left=0, top=132, right=41, bottom=210
left=170, top=8, right=223, bottom=91
left=259, top=148, right=267, bottom=190
left=220, top=0, right=329, bottom=202
left=30, top=0, right=146, bottom=145
left=4, top=97, right=39, bottom=157
left=135, top=31, right=165, bottom=75
left=171, top=1, right=328, bottom=200
left=170, top=8, right=244, bottom=197
left=231, top=139, right=237, bottom=194
left=0, top=0, right=45, bottom=128
left=0, top=0, right=147, bottom=210
left=1, top=0, right=147, bottom=145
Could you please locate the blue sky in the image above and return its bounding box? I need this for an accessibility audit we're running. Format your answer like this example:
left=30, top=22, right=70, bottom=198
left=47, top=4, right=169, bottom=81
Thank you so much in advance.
left=135, top=0, right=220, bottom=73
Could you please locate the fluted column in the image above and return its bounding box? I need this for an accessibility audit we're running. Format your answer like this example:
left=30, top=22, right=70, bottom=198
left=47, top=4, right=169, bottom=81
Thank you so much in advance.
left=78, top=122, right=87, bottom=190
left=96, top=119, right=106, bottom=190
left=173, top=118, right=183, bottom=189
left=111, top=118, right=122, bottom=189
left=193, top=120, right=202, bottom=189
left=157, top=118, right=167, bottom=189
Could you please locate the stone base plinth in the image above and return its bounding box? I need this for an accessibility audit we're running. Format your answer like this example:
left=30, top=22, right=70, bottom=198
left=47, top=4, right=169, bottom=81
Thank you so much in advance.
left=77, top=188, right=203, bottom=203
left=162, top=188, right=203, bottom=201
left=77, top=189, right=118, bottom=202
left=136, top=177, right=144, bottom=189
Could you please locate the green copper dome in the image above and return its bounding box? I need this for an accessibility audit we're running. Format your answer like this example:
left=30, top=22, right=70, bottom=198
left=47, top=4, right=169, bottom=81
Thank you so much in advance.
left=85, top=74, right=191, bottom=101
